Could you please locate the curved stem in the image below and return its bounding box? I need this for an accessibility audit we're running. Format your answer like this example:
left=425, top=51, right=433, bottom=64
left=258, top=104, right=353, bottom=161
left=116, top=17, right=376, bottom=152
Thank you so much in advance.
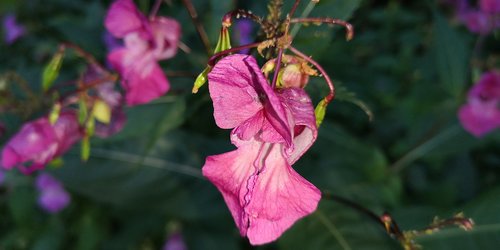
left=289, top=0, right=302, bottom=18
left=207, top=42, right=261, bottom=67
left=290, top=17, right=354, bottom=41
left=289, top=46, right=335, bottom=104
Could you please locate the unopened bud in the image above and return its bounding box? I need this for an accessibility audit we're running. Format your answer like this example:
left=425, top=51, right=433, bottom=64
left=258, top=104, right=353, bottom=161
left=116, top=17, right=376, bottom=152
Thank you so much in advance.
left=280, top=64, right=310, bottom=88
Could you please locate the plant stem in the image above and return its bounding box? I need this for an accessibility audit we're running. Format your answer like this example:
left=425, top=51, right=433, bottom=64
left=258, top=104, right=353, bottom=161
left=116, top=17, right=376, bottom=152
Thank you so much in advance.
left=289, top=46, right=335, bottom=104
left=182, top=0, right=212, bottom=55
left=290, top=17, right=354, bottom=41
left=149, top=0, right=163, bottom=18
left=271, top=48, right=284, bottom=88
left=207, top=42, right=262, bottom=67
left=290, top=0, right=317, bottom=37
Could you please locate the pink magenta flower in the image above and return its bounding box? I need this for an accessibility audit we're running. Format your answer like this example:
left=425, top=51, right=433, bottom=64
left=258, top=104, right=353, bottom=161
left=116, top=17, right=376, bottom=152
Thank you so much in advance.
left=105, top=0, right=181, bottom=105
left=458, top=71, right=500, bottom=137
left=1, top=111, right=81, bottom=174
left=480, top=0, right=500, bottom=14
left=36, top=173, right=70, bottom=213
left=203, top=55, right=321, bottom=245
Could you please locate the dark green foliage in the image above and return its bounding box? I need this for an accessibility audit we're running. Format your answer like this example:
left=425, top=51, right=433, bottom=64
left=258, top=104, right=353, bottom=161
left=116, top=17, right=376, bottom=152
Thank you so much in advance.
left=1, top=0, right=499, bottom=249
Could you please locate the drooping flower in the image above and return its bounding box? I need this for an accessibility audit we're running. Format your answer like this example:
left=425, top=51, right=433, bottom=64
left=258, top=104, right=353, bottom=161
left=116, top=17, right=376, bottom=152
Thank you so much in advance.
left=458, top=71, right=500, bottom=137
left=162, top=232, right=187, bottom=250
left=36, top=173, right=70, bottom=213
left=2, top=13, right=26, bottom=44
left=105, top=0, right=181, bottom=105
left=203, top=55, right=321, bottom=245
left=1, top=111, right=81, bottom=174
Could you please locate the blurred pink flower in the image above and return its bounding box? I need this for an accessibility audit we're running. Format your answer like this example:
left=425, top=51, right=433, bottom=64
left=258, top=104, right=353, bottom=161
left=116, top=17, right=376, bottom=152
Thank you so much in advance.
left=448, top=0, right=500, bottom=34
left=36, top=173, right=70, bottom=213
left=1, top=111, right=81, bottom=174
left=203, top=55, right=320, bottom=245
left=480, top=0, right=500, bottom=14
left=458, top=71, right=500, bottom=137
left=105, top=0, right=181, bottom=105
left=2, top=13, right=26, bottom=44
left=460, top=10, right=500, bottom=34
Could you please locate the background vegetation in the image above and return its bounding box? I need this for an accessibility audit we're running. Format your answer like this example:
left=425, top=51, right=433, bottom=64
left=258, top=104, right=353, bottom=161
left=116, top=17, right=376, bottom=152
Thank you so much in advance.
left=1, top=0, right=499, bottom=249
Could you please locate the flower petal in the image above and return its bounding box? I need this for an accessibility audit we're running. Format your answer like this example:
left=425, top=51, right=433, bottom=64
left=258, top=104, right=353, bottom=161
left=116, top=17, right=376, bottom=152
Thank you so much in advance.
left=105, top=0, right=145, bottom=38
left=208, top=55, right=264, bottom=129
left=124, top=61, right=169, bottom=105
left=208, top=55, right=293, bottom=145
left=150, top=17, right=181, bottom=60
left=277, top=88, right=317, bottom=164
left=203, top=138, right=321, bottom=245
left=458, top=103, right=500, bottom=137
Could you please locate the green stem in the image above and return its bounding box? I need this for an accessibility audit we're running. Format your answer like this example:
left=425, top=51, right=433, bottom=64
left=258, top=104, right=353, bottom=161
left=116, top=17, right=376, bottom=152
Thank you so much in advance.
left=290, top=0, right=317, bottom=37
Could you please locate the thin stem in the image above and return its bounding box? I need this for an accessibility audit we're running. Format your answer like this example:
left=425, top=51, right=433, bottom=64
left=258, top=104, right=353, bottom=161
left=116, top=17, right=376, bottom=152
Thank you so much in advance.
left=289, top=0, right=301, bottom=18
left=223, top=9, right=265, bottom=27
left=61, top=42, right=107, bottom=72
left=315, top=211, right=352, bottom=250
left=290, top=0, right=318, bottom=37
left=390, top=124, right=461, bottom=174
left=60, top=74, right=118, bottom=102
left=207, top=42, right=261, bottom=67
left=290, top=17, right=354, bottom=41
left=182, top=0, right=212, bottom=55
left=271, top=48, right=284, bottom=88
left=149, top=0, right=163, bottom=18
left=289, top=46, right=335, bottom=104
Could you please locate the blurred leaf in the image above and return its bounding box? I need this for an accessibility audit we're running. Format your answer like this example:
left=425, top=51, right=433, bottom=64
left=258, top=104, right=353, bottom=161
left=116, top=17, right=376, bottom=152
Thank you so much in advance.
left=279, top=201, right=399, bottom=250
left=335, top=82, right=374, bottom=121
left=400, top=187, right=500, bottom=250
left=433, top=12, right=469, bottom=99
left=42, top=48, right=64, bottom=92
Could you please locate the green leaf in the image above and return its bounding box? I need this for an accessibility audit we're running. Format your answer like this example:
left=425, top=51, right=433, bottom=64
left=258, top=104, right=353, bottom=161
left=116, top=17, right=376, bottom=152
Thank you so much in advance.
left=42, top=48, right=64, bottom=92
left=335, top=82, right=374, bottom=121
left=48, top=103, right=61, bottom=124
left=433, top=12, right=469, bottom=99
left=81, top=136, right=91, bottom=161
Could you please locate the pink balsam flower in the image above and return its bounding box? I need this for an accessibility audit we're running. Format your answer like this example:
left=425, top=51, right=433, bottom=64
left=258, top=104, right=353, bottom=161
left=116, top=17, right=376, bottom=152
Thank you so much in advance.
left=458, top=71, right=500, bottom=137
left=1, top=111, right=81, bottom=174
left=105, top=0, right=180, bottom=105
left=203, top=55, right=321, bottom=245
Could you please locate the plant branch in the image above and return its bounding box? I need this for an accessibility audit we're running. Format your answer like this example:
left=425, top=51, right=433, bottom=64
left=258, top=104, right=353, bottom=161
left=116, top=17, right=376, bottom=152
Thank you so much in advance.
left=182, top=0, right=212, bottom=55
left=207, top=42, right=261, bottom=67
left=290, top=17, right=354, bottom=41
left=289, top=46, right=335, bottom=104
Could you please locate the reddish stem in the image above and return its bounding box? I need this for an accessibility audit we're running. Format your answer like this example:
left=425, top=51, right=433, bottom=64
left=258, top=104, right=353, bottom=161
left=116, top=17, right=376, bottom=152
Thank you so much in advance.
left=289, top=46, right=335, bottom=104
left=271, top=48, right=284, bottom=88
left=182, top=0, right=212, bottom=55
left=207, top=42, right=261, bottom=67
left=289, top=17, right=355, bottom=41
left=289, top=0, right=301, bottom=18
left=149, top=0, right=163, bottom=18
